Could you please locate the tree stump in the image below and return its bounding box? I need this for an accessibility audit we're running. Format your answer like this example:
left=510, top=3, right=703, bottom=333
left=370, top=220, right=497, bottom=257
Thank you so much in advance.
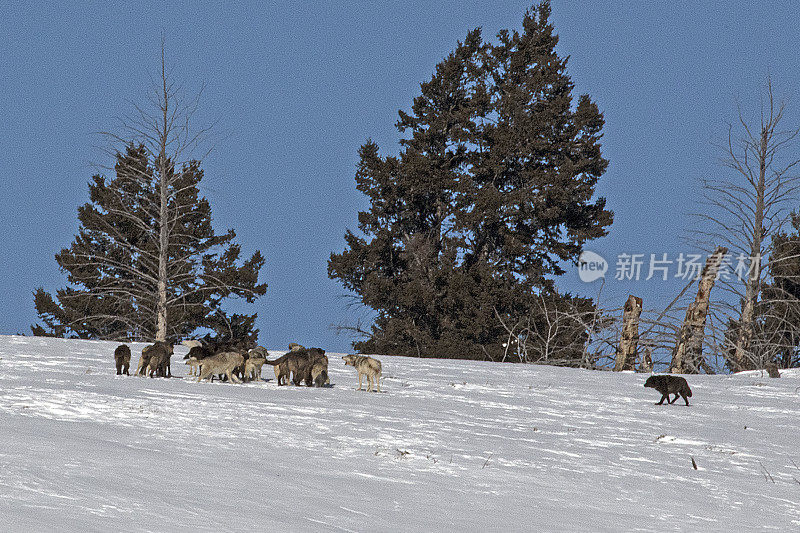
left=614, top=295, right=642, bottom=371
left=671, top=246, right=727, bottom=373
left=765, top=362, right=781, bottom=378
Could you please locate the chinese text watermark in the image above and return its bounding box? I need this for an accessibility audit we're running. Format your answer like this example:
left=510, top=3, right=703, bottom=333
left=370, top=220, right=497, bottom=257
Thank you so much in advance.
left=578, top=251, right=760, bottom=282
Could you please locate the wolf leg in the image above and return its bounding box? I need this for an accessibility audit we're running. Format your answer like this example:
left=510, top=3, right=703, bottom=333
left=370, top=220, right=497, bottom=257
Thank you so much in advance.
left=668, top=394, right=678, bottom=404
left=656, top=395, right=667, bottom=405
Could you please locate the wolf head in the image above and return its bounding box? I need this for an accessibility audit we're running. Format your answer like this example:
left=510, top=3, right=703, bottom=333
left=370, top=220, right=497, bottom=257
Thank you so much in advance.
left=342, top=355, right=356, bottom=367
left=643, top=375, right=660, bottom=389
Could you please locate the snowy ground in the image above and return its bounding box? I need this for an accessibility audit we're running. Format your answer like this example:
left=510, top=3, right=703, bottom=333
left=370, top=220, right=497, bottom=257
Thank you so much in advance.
left=0, top=335, right=799, bottom=532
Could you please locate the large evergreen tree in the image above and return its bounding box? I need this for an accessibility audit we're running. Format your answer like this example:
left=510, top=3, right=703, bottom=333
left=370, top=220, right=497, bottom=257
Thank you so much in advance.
left=33, top=143, right=265, bottom=341
left=734, top=213, right=800, bottom=369
left=33, top=51, right=265, bottom=342
left=329, top=2, right=611, bottom=361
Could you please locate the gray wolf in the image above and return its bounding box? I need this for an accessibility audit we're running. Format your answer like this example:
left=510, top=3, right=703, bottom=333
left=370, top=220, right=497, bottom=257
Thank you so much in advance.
left=245, top=347, right=270, bottom=382
left=295, top=348, right=327, bottom=386
left=311, top=362, right=329, bottom=387
left=245, top=355, right=267, bottom=382
left=146, top=349, right=169, bottom=378
left=197, top=352, right=245, bottom=383
left=265, top=347, right=327, bottom=386
left=114, top=344, right=131, bottom=375
left=262, top=354, right=290, bottom=385
left=136, top=341, right=173, bottom=377
left=183, top=341, right=214, bottom=361
left=185, top=357, right=202, bottom=376
left=644, top=375, right=692, bottom=406
left=249, top=346, right=270, bottom=359
left=182, top=339, right=203, bottom=350
left=342, top=355, right=382, bottom=392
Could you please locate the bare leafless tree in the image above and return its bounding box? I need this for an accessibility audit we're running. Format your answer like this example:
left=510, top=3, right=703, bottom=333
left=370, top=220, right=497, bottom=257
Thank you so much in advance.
left=693, top=79, right=800, bottom=371
left=92, top=43, right=209, bottom=341
left=34, top=40, right=266, bottom=342
left=494, top=296, right=603, bottom=367
left=99, top=43, right=211, bottom=340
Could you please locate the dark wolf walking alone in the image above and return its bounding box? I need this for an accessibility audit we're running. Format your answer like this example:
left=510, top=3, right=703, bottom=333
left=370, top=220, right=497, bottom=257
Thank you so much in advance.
left=644, top=375, right=692, bottom=406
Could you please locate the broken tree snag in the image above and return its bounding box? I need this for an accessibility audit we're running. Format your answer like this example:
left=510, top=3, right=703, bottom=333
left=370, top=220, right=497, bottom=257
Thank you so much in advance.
left=614, top=295, right=643, bottom=372
left=670, top=246, right=728, bottom=374
left=765, top=362, right=781, bottom=378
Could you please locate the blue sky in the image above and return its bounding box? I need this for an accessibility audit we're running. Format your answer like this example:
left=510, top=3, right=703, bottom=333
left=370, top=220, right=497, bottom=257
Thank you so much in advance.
left=2, top=1, right=799, bottom=351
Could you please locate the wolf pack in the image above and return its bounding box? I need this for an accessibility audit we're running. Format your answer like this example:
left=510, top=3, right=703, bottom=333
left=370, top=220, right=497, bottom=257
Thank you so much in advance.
left=112, top=339, right=383, bottom=392
left=110, top=337, right=786, bottom=404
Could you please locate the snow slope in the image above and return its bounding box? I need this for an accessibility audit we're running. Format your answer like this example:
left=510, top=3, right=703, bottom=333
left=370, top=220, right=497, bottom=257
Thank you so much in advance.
left=0, top=335, right=799, bottom=532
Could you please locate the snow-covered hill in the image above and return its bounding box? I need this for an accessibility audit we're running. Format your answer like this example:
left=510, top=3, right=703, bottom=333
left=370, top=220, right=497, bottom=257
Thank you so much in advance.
left=0, top=335, right=798, bottom=532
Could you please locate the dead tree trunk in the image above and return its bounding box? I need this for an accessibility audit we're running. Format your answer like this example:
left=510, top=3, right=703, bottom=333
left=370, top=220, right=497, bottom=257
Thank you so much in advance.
left=614, top=295, right=642, bottom=371
left=155, top=157, right=169, bottom=342
left=731, top=129, right=768, bottom=372
left=640, top=345, right=653, bottom=373
left=155, top=53, right=170, bottom=343
left=671, top=246, right=727, bottom=373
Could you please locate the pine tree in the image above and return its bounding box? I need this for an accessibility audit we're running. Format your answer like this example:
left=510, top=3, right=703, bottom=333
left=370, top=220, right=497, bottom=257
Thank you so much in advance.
left=739, top=213, right=800, bottom=369
left=33, top=49, right=265, bottom=342
left=329, top=2, right=611, bottom=360
left=468, top=2, right=610, bottom=288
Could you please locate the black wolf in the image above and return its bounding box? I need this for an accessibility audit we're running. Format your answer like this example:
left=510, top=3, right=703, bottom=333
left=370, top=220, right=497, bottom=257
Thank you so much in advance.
left=644, top=375, right=692, bottom=406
